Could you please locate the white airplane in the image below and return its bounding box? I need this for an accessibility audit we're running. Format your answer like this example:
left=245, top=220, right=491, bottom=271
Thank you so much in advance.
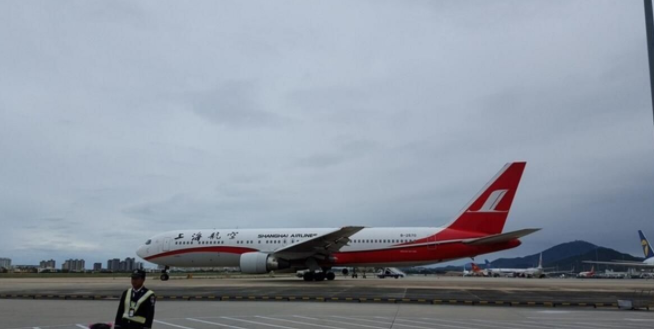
left=136, top=162, right=539, bottom=281
left=583, top=230, right=654, bottom=268
left=486, top=253, right=546, bottom=278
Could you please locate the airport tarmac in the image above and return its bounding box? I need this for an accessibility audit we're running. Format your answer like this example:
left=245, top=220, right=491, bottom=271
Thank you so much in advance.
left=2, top=299, right=654, bottom=329
left=1, top=276, right=652, bottom=308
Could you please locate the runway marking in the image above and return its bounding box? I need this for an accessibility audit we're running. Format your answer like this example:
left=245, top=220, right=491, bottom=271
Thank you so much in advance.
left=294, top=316, right=387, bottom=329
left=186, top=318, right=249, bottom=329
left=333, top=316, right=475, bottom=329
left=373, top=317, right=475, bottom=329
left=221, top=316, right=298, bottom=329
left=75, top=325, right=88, bottom=329
left=571, top=322, right=636, bottom=329
left=520, top=320, right=605, bottom=329
left=625, top=318, right=654, bottom=322
left=155, top=320, right=198, bottom=329
left=411, top=317, right=525, bottom=329
left=470, top=319, right=553, bottom=329
left=256, top=316, right=348, bottom=329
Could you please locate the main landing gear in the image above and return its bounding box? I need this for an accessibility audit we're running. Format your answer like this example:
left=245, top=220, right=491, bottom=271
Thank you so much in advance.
left=303, top=270, right=336, bottom=282
left=160, top=266, right=170, bottom=281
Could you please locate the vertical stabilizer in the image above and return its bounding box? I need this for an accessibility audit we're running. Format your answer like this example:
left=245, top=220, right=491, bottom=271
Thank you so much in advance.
left=639, top=230, right=654, bottom=259
left=444, top=162, right=526, bottom=235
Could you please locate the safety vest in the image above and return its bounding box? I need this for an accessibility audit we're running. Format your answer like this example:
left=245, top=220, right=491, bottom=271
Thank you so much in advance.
left=122, top=288, right=155, bottom=324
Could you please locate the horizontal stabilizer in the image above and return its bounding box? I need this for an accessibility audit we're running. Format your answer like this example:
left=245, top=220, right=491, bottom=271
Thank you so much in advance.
left=464, top=228, right=541, bottom=246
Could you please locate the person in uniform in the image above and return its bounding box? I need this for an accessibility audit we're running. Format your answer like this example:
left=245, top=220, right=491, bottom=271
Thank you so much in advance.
left=114, top=269, right=156, bottom=329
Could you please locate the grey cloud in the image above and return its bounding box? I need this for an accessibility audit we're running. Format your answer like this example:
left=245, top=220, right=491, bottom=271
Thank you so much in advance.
left=192, top=81, right=285, bottom=128
left=295, top=138, right=379, bottom=168
left=1, top=0, right=653, bottom=266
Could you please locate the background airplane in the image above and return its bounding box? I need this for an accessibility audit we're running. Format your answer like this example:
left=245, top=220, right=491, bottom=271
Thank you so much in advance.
left=577, top=266, right=595, bottom=278
left=485, top=254, right=546, bottom=278
left=583, top=230, right=654, bottom=269
left=485, top=254, right=574, bottom=278
left=136, top=162, right=539, bottom=282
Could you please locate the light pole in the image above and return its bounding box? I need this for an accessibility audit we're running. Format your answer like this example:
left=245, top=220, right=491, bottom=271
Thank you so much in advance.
left=644, top=0, right=654, bottom=127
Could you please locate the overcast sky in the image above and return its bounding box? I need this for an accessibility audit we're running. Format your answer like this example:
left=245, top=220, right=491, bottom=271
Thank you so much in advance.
left=1, top=0, right=653, bottom=268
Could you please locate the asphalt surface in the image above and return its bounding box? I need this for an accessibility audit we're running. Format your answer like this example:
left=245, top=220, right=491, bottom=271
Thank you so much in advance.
left=3, top=300, right=654, bottom=329
left=1, top=276, right=653, bottom=308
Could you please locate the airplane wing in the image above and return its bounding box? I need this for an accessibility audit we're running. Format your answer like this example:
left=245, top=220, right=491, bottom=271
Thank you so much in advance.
left=272, top=226, right=365, bottom=260
left=582, top=260, right=654, bottom=268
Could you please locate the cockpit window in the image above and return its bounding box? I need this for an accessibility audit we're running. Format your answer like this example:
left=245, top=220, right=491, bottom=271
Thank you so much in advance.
left=145, top=239, right=151, bottom=245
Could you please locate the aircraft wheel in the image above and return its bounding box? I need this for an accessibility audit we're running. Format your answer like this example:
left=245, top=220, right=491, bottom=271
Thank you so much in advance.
left=314, top=272, right=326, bottom=281
left=326, top=272, right=336, bottom=281
left=303, top=272, right=314, bottom=282
left=160, top=274, right=169, bottom=281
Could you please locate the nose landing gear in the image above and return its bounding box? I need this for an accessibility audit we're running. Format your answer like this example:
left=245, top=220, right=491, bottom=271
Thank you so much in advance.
left=160, top=266, right=170, bottom=281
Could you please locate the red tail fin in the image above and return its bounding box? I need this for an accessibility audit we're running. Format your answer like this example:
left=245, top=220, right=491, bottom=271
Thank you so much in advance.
left=444, top=162, right=526, bottom=236
left=471, top=263, right=481, bottom=272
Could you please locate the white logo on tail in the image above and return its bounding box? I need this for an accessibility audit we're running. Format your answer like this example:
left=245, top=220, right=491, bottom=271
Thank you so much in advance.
left=472, top=189, right=508, bottom=212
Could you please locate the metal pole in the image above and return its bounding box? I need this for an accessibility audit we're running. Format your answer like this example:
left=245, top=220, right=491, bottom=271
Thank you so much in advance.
left=644, top=0, right=654, bottom=127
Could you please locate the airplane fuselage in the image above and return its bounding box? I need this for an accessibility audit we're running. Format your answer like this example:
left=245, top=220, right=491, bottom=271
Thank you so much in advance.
left=138, top=227, right=520, bottom=268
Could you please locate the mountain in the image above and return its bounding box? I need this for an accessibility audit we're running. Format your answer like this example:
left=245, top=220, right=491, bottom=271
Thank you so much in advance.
left=488, top=240, right=644, bottom=271
left=490, top=240, right=599, bottom=268
left=544, top=246, right=643, bottom=272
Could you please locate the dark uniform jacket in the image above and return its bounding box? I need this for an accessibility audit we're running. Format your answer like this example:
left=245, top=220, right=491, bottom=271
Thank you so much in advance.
left=114, top=287, right=156, bottom=329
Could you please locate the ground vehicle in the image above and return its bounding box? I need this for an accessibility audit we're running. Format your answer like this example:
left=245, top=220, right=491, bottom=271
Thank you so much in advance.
left=376, top=269, right=404, bottom=279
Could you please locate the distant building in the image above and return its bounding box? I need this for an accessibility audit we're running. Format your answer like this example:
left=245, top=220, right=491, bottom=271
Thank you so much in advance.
left=106, top=257, right=139, bottom=272
left=124, top=257, right=135, bottom=272
left=93, top=263, right=102, bottom=271
left=62, top=259, right=85, bottom=272
left=0, top=258, right=11, bottom=270
left=107, top=258, right=121, bottom=272
left=39, top=259, right=56, bottom=270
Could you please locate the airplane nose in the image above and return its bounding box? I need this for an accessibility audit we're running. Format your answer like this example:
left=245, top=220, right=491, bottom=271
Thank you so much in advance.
left=136, top=246, right=148, bottom=259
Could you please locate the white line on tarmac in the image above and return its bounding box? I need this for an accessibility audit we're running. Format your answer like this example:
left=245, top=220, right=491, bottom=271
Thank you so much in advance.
left=571, top=321, right=631, bottom=329
left=332, top=316, right=475, bottom=329
left=625, top=318, right=654, bottom=322
left=75, top=325, right=88, bottom=329
left=293, top=316, right=387, bottom=329
left=399, top=317, right=525, bottom=329
left=221, top=316, right=298, bottom=329
left=527, top=317, right=632, bottom=322
left=155, top=320, right=197, bottom=329
left=520, top=320, right=606, bottom=329
left=373, top=317, right=475, bottom=329
left=256, top=315, right=347, bottom=329
left=469, top=319, right=554, bottom=329
left=186, top=318, right=250, bottom=329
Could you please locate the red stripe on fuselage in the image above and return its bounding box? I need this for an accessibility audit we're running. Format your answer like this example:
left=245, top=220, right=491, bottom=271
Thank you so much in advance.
left=144, top=246, right=258, bottom=261
left=144, top=239, right=522, bottom=267
left=331, top=239, right=521, bottom=266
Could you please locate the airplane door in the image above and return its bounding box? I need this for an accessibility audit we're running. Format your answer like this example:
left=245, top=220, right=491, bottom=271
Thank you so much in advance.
left=428, top=236, right=436, bottom=250
left=163, top=238, right=171, bottom=252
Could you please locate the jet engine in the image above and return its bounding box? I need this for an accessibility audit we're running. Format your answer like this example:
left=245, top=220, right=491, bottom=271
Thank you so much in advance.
left=239, top=252, right=290, bottom=274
